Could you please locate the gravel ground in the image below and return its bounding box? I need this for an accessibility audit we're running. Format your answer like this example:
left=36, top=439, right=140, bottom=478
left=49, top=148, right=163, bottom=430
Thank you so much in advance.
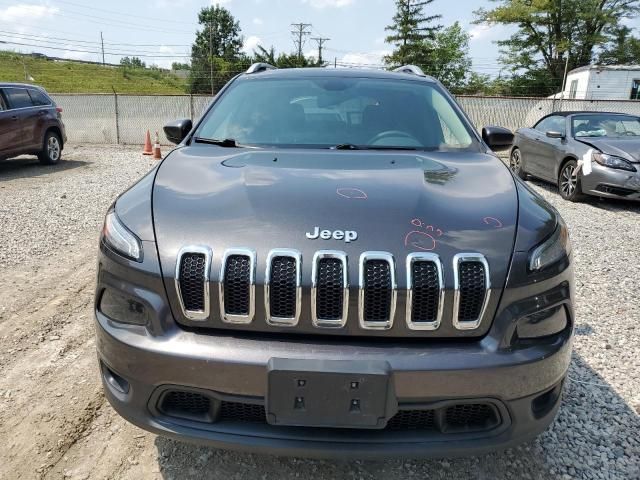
left=0, top=146, right=638, bottom=480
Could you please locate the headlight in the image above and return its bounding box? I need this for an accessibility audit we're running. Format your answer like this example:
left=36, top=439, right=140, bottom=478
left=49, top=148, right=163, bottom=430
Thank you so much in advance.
left=529, top=218, right=571, bottom=271
left=102, top=209, right=142, bottom=262
left=592, top=152, right=637, bottom=172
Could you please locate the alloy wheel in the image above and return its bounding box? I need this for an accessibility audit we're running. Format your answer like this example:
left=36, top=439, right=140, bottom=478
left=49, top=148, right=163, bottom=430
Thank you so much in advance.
left=560, top=164, right=577, bottom=197
left=510, top=150, right=521, bottom=173
left=48, top=136, right=60, bottom=162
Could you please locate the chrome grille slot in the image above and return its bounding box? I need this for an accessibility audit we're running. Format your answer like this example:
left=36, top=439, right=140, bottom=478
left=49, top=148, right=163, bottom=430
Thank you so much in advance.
left=265, top=249, right=301, bottom=327
left=220, top=249, right=255, bottom=324
left=175, top=246, right=211, bottom=321
left=312, top=251, right=348, bottom=328
left=453, top=254, right=491, bottom=330
left=359, top=252, right=396, bottom=330
left=406, top=253, right=444, bottom=330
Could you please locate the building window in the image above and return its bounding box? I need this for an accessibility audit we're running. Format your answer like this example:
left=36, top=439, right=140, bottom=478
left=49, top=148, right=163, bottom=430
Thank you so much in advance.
left=569, top=79, right=578, bottom=99
left=631, top=80, right=640, bottom=100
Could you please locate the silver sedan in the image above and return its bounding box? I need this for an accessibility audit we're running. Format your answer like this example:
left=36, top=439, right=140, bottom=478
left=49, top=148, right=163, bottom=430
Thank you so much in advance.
left=510, top=112, right=640, bottom=202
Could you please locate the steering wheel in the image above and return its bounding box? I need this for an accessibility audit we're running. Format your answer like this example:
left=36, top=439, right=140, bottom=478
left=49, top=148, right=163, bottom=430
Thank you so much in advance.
left=368, top=130, right=419, bottom=146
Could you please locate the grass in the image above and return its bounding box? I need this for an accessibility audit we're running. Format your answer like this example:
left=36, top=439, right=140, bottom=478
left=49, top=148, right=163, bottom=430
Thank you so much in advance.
left=0, top=51, right=188, bottom=94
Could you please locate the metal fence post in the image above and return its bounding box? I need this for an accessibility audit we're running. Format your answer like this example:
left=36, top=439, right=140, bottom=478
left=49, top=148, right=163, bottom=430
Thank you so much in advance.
left=112, top=88, right=120, bottom=145
left=189, top=94, right=194, bottom=121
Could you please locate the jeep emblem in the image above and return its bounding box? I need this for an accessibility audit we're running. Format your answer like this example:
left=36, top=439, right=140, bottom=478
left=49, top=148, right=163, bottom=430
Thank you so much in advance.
left=306, top=227, right=358, bottom=243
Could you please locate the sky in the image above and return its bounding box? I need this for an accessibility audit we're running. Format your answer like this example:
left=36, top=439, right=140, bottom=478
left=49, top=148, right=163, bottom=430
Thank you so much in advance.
left=0, top=0, right=637, bottom=77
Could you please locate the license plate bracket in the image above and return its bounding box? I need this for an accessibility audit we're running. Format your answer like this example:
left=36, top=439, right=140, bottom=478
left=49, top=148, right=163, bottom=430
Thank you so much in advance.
left=266, top=358, right=396, bottom=429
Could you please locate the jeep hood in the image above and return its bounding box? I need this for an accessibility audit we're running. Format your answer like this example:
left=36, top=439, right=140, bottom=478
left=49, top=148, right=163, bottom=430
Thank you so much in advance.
left=152, top=146, right=518, bottom=291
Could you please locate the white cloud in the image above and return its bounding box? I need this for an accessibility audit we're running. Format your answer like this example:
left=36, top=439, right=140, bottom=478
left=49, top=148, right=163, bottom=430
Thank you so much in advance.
left=252, top=17, right=263, bottom=25
left=302, top=0, right=354, bottom=9
left=339, top=50, right=389, bottom=68
left=210, top=0, right=232, bottom=5
left=0, top=4, right=59, bottom=22
left=242, top=35, right=262, bottom=54
left=468, top=24, right=490, bottom=41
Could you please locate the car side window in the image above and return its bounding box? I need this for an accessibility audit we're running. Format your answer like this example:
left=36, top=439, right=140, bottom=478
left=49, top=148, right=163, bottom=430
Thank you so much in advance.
left=28, top=89, right=51, bottom=106
left=4, top=88, right=34, bottom=109
left=535, top=116, right=565, bottom=135
left=0, top=91, right=7, bottom=111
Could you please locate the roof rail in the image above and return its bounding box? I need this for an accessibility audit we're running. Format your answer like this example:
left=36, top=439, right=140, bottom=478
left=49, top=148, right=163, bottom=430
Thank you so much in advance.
left=393, top=65, right=426, bottom=77
left=246, top=62, right=277, bottom=74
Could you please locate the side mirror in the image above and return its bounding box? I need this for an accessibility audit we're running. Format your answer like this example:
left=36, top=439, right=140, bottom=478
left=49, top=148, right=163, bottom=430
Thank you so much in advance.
left=482, top=126, right=514, bottom=151
left=164, top=119, right=192, bottom=144
left=546, top=131, right=564, bottom=139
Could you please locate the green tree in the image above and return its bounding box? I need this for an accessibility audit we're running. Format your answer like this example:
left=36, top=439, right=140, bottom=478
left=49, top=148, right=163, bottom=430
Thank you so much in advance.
left=188, top=5, right=244, bottom=94
left=385, top=0, right=442, bottom=66
left=120, top=56, right=145, bottom=68
left=421, top=22, right=471, bottom=92
left=474, top=0, right=640, bottom=95
left=171, top=62, right=190, bottom=70
left=598, top=26, right=640, bottom=65
left=253, top=45, right=314, bottom=68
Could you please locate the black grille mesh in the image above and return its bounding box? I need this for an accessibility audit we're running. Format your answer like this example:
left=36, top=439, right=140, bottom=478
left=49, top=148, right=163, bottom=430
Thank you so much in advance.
left=316, top=258, right=344, bottom=320
left=363, top=260, right=392, bottom=322
left=161, top=391, right=210, bottom=415
left=387, top=409, right=435, bottom=431
left=269, top=256, right=297, bottom=318
left=219, top=401, right=265, bottom=423
left=157, top=391, right=498, bottom=433
left=178, top=253, right=206, bottom=312
left=224, top=255, right=251, bottom=315
left=445, top=404, right=496, bottom=429
left=458, top=262, right=487, bottom=322
left=411, top=261, right=440, bottom=323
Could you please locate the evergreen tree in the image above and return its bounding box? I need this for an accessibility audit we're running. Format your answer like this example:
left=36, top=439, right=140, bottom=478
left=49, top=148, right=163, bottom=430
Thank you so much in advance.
left=385, top=0, right=442, bottom=66
left=253, top=45, right=314, bottom=68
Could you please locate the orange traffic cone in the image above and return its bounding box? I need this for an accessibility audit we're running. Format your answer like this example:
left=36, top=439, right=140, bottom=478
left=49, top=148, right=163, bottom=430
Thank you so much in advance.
left=142, top=130, right=153, bottom=155
left=153, top=131, right=162, bottom=160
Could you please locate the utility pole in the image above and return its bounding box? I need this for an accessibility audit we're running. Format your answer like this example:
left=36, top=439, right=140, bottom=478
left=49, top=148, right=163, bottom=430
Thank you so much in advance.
left=209, top=19, right=214, bottom=95
left=291, top=23, right=312, bottom=63
left=311, top=37, right=330, bottom=65
left=100, top=31, right=105, bottom=66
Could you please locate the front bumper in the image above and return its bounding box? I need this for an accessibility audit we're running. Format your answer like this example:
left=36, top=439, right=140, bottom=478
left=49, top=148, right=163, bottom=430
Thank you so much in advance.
left=96, top=310, right=571, bottom=458
left=581, top=163, right=640, bottom=201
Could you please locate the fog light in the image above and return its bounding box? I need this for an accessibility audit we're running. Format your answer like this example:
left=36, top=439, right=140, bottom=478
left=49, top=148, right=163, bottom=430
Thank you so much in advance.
left=99, top=289, right=148, bottom=326
left=517, top=305, right=567, bottom=339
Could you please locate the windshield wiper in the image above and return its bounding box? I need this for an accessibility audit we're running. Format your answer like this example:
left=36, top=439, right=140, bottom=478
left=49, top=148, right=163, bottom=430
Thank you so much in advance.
left=364, top=145, right=421, bottom=151
left=332, top=143, right=362, bottom=150
left=332, top=144, right=422, bottom=151
left=193, top=137, right=240, bottom=148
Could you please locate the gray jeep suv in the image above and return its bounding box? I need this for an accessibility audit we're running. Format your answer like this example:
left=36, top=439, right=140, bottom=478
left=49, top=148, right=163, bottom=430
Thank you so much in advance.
left=95, top=65, right=574, bottom=458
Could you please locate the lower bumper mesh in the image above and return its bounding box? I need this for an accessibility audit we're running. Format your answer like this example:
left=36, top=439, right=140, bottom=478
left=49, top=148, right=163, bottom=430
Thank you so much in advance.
left=157, top=390, right=501, bottom=434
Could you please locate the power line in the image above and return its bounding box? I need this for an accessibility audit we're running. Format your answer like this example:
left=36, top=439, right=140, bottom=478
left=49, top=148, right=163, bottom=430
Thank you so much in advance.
left=290, top=23, right=312, bottom=61
left=311, top=37, right=330, bottom=64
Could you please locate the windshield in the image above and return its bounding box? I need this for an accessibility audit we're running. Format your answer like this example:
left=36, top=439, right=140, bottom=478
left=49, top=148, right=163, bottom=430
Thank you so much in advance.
left=572, top=114, right=640, bottom=138
left=195, top=76, right=477, bottom=150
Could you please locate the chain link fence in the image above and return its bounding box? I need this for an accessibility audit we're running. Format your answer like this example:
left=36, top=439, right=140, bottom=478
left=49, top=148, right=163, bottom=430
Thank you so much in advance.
left=50, top=93, right=640, bottom=145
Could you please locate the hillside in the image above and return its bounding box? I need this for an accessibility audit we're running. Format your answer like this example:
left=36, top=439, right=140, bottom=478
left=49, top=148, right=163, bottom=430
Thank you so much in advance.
left=0, top=51, right=187, bottom=94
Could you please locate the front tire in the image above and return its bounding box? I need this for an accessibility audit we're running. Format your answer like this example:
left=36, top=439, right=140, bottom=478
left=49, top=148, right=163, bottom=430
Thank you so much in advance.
left=38, top=131, right=62, bottom=165
left=558, top=160, right=584, bottom=202
left=509, top=148, right=528, bottom=180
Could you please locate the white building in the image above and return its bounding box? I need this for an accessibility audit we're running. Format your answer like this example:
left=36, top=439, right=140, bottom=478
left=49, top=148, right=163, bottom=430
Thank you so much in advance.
left=558, top=65, right=640, bottom=100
